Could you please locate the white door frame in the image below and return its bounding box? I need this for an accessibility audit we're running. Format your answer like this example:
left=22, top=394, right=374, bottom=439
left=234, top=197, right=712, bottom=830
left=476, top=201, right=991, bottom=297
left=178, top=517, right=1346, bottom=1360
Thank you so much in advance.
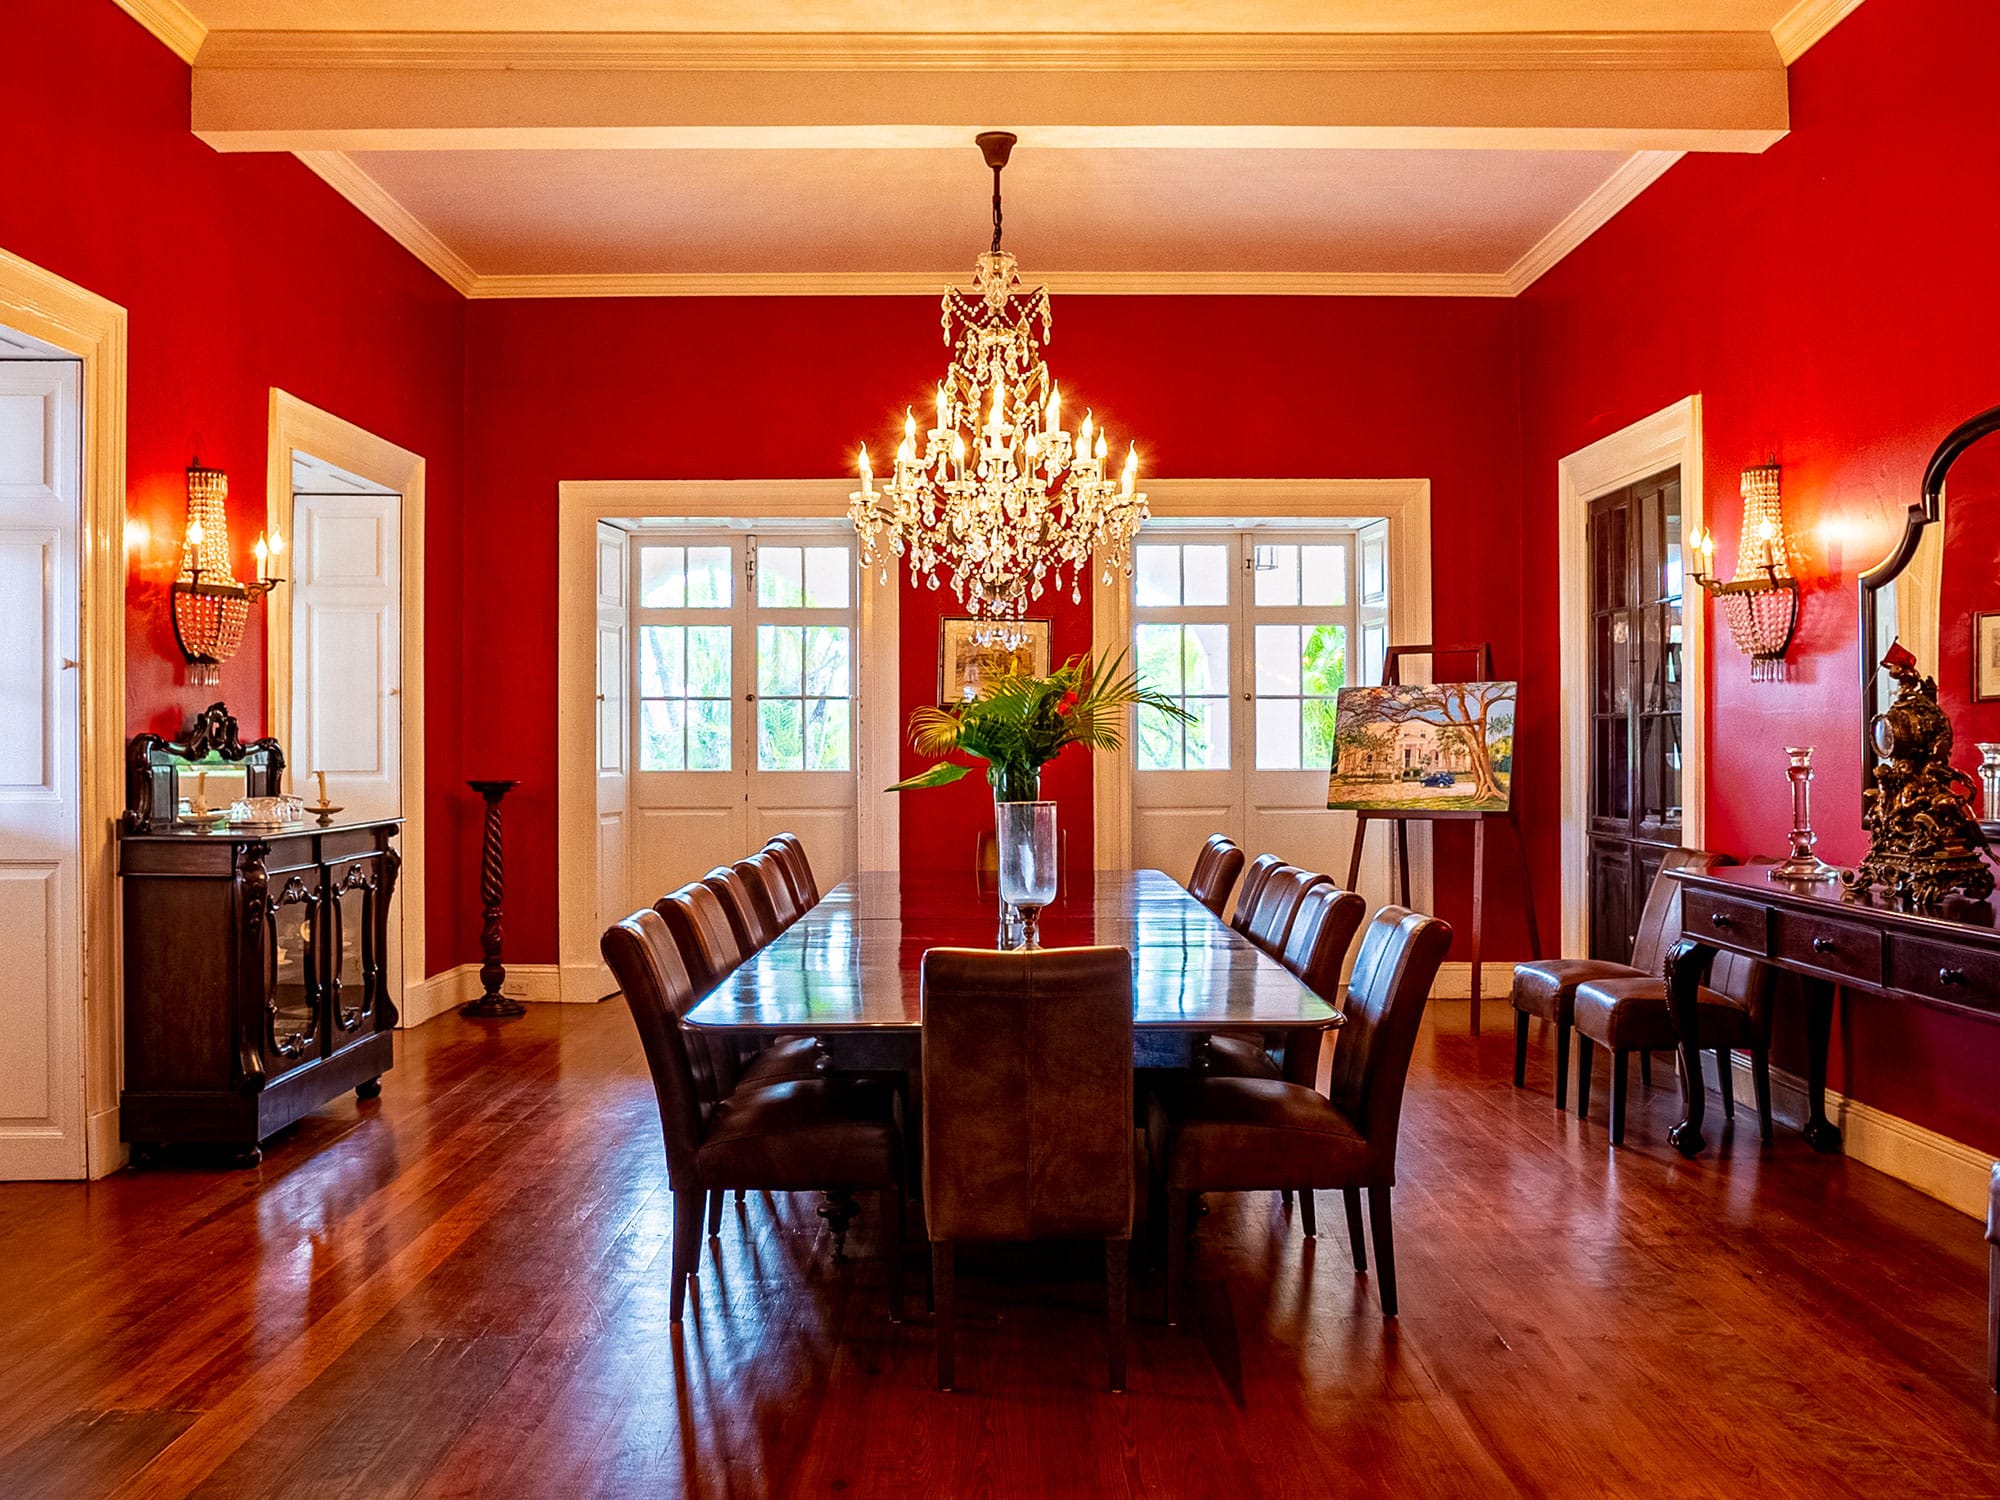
left=557, top=480, right=901, bottom=1003
left=0, top=245, right=127, bottom=1178
left=1556, top=396, right=1707, bottom=958
left=1093, top=477, right=1433, bottom=898
left=264, top=390, right=427, bottom=1014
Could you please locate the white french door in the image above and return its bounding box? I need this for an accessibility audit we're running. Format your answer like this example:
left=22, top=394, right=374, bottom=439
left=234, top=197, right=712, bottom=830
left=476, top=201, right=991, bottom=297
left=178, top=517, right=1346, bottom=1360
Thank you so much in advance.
left=628, top=530, right=858, bottom=906
left=1131, top=525, right=1392, bottom=942
left=0, top=358, right=84, bottom=1178
left=593, top=522, right=630, bottom=988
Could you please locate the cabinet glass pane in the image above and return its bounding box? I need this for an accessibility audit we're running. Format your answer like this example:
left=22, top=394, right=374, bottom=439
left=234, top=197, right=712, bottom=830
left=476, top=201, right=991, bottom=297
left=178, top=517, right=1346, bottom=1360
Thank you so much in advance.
left=270, top=899, right=315, bottom=1055
left=334, top=880, right=369, bottom=1019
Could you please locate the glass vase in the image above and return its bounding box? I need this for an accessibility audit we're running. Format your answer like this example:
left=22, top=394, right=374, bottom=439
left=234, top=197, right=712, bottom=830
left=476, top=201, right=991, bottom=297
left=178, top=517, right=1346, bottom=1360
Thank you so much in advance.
left=989, top=761, right=1041, bottom=804
left=996, top=800, right=1059, bottom=948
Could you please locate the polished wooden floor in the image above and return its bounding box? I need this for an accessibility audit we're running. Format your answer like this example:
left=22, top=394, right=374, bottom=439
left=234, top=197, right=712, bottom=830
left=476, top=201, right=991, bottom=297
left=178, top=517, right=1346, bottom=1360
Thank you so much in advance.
left=1, top=1002, right=1995, bottom=1499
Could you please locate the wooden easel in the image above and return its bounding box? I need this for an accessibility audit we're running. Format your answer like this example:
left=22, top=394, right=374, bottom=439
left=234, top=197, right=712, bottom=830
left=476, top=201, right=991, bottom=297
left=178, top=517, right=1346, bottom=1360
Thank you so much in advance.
left=1340, top=643, right=1543, bottom=1034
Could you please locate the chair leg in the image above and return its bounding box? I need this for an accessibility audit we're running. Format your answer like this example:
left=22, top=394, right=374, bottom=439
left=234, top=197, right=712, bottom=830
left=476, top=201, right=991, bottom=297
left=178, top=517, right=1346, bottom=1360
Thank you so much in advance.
left=670, top=1186, right=704, bottom=1324
left=1342, top=1187, right=1367, bottom=1273
left=1640, top=1049, right=1653, bottom=1087
left=1513, top=1009, right=1529, bottom=1088
left=1610, top=1050, right=1629, bottom=1147
left=933, top=1240, right=955, bottom=1391
left=1299, top=1188, right=1317, bottom=1239
left=1167, top=1192, right=1190, bottom=1327
left=736, top=1188, right=747, bottom=1204
left=707, top=1188, right=724, bottom=1238
left=1281, top=1189, right=1293, bottom=1209
left=1717, top=1048, right=1736, bottom=1120
left=1106, top=1239, right=1129, bottom=1393
left=1554, top=1018, right=1572, bottom=1110
left=1575, top=1035, right=1594, bottom=1120
left=1367, top=1186, right=1398, bottom=1318
left=883, top=1188, right=904, bottom=1324
left=1752, top=1047, right=1774, bottom=1144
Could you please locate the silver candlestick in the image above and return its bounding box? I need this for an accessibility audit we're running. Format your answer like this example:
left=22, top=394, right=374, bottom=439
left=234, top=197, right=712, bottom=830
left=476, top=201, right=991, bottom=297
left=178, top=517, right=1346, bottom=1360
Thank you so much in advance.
left=1771, top=745, right=1839, bottom=881
left=1979, top=742, right=2000, bottom=824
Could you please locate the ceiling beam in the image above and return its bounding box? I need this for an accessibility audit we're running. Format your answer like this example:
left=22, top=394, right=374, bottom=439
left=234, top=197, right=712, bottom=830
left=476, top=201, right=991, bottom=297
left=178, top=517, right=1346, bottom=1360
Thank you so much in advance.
left=190, top=30, right=1788, bottom=156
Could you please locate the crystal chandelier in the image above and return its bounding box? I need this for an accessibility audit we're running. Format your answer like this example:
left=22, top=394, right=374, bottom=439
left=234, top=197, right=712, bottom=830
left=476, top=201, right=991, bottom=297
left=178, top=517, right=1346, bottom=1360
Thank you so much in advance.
left=849, top=132, right=1148, bottom=620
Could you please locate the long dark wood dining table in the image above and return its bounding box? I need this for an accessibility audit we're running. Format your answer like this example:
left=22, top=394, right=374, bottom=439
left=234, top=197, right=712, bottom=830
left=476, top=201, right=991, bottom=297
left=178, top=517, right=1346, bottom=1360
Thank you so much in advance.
left=685, top=868, right=1344, bottom=1077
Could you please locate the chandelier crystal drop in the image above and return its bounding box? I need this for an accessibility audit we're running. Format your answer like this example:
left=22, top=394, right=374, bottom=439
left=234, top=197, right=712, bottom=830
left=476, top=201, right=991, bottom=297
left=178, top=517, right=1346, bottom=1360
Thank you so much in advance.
left=849, top=132, right=1148, bottom=619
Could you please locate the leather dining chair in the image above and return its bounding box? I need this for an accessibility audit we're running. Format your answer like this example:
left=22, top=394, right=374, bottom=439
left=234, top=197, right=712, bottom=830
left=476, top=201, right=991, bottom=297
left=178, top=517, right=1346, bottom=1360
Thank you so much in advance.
left=921, top=945, right=1135, bottom=1392
left=1244, top=865, right=1335, bottom=957
left=603, top=909, right=904, bottom=1323
left=765, top=833, right=821, bottom=907
left=1229, top=854, right=1284, bottom=935
left=1152, top=905, right=1452, bottom=1322
left=1203, top=881, right=1367, bottom=1085
left=1185, top=834, right=1246, bottom=918
left=655, top=883, right=746, bottom=995
left=701, top=865, right=773, bottom=953
left=1508, top=849, right=1735, bottom=1108
left=733, top=852, right=798, bottom=933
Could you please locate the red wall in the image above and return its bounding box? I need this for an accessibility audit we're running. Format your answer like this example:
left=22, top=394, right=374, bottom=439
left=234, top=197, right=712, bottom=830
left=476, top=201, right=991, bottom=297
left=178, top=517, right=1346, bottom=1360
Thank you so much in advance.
left=3, top=0, right=468, bottom=971
left=463, top=295, right=1530, bottom=968
left=1517, top=0, right=2000, bottom=1151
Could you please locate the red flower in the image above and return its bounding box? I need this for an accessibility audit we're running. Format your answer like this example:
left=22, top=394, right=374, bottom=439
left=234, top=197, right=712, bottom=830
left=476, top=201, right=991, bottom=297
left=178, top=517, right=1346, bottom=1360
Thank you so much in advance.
left=1055, top=690, right=1078, bottom=718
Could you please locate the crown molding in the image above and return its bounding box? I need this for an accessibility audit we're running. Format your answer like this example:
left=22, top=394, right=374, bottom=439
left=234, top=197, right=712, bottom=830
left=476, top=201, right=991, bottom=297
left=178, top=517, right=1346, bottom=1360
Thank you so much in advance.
left=1505, top=149, right=1683, bottom=294
left=463, top=269, right=1516, bottom=300
left=292, top=151, right=478, bottom=295
left=109, top=0, right=206, bottom=65
left=200, top=28, right=1779, bottom=75
left=1772, top=0, right=1867, bottom=66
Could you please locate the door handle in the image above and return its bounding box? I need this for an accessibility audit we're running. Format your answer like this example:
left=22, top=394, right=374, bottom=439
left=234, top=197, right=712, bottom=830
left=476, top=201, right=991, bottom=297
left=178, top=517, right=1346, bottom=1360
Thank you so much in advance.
left=61, top=658, right=79, bottom=671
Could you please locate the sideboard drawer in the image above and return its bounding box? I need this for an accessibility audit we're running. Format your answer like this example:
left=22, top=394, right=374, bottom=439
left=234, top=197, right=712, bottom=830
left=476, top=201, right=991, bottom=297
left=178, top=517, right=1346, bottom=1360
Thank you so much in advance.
left=1771, top=908, right=1883, bottom=985
left=1681, top=889, right=1768, bottom=954
left=1888, top=937, right=2000, bottom=1014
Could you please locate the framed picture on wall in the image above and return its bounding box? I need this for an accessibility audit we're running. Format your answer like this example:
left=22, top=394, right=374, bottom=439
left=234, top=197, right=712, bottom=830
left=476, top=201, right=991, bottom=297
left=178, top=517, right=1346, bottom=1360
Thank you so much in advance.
left=1974, top=613, right=2000, bottom=701
left=938, top=617, right=1051, bottom=703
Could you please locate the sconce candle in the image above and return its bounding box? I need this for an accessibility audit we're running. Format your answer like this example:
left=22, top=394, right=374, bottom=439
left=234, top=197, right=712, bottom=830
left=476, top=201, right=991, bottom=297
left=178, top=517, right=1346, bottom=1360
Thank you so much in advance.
left=168, top=459, right=281, bottom=687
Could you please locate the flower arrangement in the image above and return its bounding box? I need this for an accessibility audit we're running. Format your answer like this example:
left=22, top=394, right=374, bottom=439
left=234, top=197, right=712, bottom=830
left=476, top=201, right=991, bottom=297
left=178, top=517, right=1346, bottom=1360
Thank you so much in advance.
left=889, top=650, right=1190, bottom=802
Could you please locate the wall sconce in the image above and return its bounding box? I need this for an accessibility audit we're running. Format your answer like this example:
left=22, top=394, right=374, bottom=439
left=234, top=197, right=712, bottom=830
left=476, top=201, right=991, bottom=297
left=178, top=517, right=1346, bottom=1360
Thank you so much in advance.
left=169, top=459, right=283, bottom=686
left=1691, top=461, right=1800, bottom=683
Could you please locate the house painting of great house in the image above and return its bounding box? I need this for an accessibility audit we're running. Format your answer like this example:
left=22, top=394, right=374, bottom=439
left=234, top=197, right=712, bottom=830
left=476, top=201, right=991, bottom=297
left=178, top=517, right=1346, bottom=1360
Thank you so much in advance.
left=1326, top=682, right=1517, bottom=814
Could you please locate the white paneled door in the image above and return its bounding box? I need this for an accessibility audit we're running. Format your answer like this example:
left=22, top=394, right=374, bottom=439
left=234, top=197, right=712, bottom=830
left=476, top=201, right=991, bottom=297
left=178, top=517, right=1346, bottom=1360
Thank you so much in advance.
left=0, top=359, right=84, bottom=1178
left=593, top=522, right=630, bottom=992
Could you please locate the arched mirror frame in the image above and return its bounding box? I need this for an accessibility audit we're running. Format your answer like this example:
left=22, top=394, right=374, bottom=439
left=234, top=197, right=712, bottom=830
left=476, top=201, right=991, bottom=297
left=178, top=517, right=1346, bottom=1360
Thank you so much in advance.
left=1858, top=401, right=2000, bottom=784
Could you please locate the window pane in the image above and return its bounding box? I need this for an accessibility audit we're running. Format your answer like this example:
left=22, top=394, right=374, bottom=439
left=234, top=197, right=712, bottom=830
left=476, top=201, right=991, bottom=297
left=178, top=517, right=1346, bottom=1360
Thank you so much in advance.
left=1303, top=698, right=1339, bottom=770
left=639, top=546, right=686, bottom=608
left=1302, top=624, right=1347, bottom=697
left=1135, top=623, right=1183, bottom=696
left=1256, top=625, right=1301, bottom=695
left=759, top=699, right=803, bottom=770
left=1186, top=698, right=1231, bottom=770
left=804, top=625, right=851, bottom=697
left=1301, top=545, right=1346, bottom=606
left=1254, top=545, right=1299, bottom=606
left=1257, top=698, right=1302, bottom=770
left=1183, top=623, right=1228, bottom=694
left=638, top=625, right=684, bottom=697
left=806, top=699, right=852, bottom=771
left=1137, top=704, right=1183, bottom=770
left=688, top=699, right=731, bottom=771
left=1362, top=623, right=1387, bottom=689
left=1362, top=534, right=1387, bottom=603
left=1183, top=545, right=1230, bottom=606
left=1135, top=545, right=1179, bottom=607
left=688, top=626, right=732, bottom=696
left=687, top=545, right=732, bottom=608
left=758, top=546, right=804, bottom=608
left=758, top=625, right=802, bottom=696
left=804, top=547, right=851, bottom=609
left=639, top=699, right=685, bottom=771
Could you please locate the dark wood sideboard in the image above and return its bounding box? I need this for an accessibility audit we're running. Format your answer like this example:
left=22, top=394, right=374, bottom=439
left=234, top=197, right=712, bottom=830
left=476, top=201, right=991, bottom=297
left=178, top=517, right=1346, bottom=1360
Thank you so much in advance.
left=119, top=819, right=401, bottom=1165
left=1663, top=863, right=2000, bottom=1158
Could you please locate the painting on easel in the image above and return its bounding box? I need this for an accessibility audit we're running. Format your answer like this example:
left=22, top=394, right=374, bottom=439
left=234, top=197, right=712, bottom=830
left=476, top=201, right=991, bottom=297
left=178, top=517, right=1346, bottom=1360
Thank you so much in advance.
left=1326, top=681, right=1517, bottom=814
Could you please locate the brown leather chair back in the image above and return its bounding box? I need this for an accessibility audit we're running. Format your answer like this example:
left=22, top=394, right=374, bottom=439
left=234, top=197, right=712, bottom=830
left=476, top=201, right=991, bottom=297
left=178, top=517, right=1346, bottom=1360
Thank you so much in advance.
left=654, top=883, right=745, bottom=995
left=1245, top=866, right=1334, bottom=956
left=1325, top=906, right=1453, bottom=1172
left=921, top=946, right=1135, bottom=1242
left=766, top=833, right=821, bottom=905
left=733, top=852, right=796, bottom=933
left=602, top=910, right=706, bottom=1189
left=702, top=865, right=771, bottom=952
left=1630, top=848, right=1736, bottom=975
left=1282, top=882, right=1369, bottom=1000
left=1230, top=853, right=1284, bottom=934
left=1186, top=835, right=1246, bottom=917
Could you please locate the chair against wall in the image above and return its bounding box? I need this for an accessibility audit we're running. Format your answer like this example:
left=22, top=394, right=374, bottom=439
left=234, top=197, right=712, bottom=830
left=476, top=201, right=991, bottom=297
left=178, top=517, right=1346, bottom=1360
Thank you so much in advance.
left=921, top=945, right=1136, bottom=1392
left=603, top=910, right=903, bottom=1323
left=1508, top=849, right=1736, bottom=1107
left=1185, top=834, right=1246, bottom=917
left=1152, top=906, right=1452, bottom=1322
left=1229, top=854, right=1283, bottom=935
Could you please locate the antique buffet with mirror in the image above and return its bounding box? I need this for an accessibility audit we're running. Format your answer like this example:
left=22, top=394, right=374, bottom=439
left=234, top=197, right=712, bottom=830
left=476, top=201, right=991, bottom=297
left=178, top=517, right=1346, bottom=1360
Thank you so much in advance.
left=1661, top=405, right=2000, bottom=1159
left=118, top=703, right=401, bottom=1166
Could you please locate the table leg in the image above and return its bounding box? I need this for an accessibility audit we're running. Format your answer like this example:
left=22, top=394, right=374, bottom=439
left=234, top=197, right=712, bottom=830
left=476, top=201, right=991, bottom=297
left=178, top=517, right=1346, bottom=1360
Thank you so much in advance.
left=1468, top=818, right=1486, bottom=1036
left=1664, top=937, right=1717, bottom=1159
left=1801, top=976, right=1844, bottom=1153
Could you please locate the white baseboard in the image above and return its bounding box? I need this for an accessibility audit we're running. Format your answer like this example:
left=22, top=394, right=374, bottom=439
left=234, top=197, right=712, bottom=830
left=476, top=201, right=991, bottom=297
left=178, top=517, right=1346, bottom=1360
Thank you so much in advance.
left=86, top=1106, right=124, bottom=1180
left=560, top=960, right=616, bottom=1005
left=1431, top=961, right=1518, bottom=1000
left=401, top=962, right=575, bottom=1029
left=1699, top=1050, right=1998, bottom=1221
